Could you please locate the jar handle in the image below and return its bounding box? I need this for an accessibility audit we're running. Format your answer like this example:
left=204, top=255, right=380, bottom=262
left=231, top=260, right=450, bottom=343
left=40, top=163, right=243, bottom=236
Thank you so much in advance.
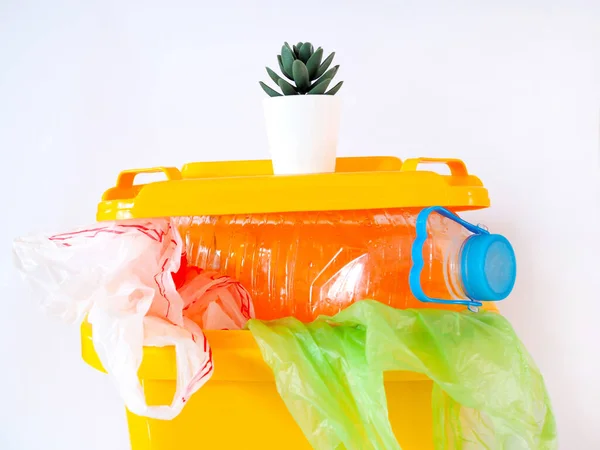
left=409, top=206, right=489, bottom=309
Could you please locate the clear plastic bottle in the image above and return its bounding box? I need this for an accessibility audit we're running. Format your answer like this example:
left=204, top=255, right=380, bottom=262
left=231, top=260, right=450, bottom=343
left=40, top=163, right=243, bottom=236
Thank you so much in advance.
left=175, top=208, right=516, bottom=322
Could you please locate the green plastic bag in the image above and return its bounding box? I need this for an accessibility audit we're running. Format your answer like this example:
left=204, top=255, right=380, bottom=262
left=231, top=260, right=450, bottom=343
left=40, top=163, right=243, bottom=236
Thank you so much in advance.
left=247, top=301, right=557, bottom=450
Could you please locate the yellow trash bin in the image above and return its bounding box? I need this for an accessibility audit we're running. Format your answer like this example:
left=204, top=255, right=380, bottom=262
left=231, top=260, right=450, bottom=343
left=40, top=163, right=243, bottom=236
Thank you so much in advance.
left=83, top=156, right=493, bottom=449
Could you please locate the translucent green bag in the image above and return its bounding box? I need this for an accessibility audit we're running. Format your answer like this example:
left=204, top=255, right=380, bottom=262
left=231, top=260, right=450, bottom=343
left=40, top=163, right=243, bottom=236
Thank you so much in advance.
left=247, top=301, right=557, bottom=450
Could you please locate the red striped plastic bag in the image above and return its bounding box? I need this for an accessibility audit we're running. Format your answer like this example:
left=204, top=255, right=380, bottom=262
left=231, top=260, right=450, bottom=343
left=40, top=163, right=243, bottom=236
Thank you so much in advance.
left=14, top=219, right=253, bottom=419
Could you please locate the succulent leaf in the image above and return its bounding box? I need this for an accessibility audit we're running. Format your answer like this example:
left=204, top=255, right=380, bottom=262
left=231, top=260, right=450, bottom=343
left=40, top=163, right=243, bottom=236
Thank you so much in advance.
left=316, top=65, right=339, bottom=85
left=307, top=77, right=332, bottom=94
left=278, top=78, right=298, bottom=95
left=277, top=55, right=294, bottom=80
left=259, top=81, right=282, bottom=97
left=281, top=45, right=296, bottom=78
left=284, top=42, right=295, bottom=55
left=325, top=81, right=343, bottom=95
left=266, top=67, right=282, bottom=86
left=306, top=48, right=323, bottom=80
left=292, top=60, right=310, bottom=93
left=294, top=42, right=303, bottom=57
left=315, top=52, right=335, bottom=78
left=298, top=42, right=313, bottom=63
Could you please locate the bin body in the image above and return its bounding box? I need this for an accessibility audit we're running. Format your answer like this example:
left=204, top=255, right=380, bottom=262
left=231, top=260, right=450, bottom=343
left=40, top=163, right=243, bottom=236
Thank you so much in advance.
left=128, top=377, right=433, bottom=449
left=82, top=324, right=434, bottom=449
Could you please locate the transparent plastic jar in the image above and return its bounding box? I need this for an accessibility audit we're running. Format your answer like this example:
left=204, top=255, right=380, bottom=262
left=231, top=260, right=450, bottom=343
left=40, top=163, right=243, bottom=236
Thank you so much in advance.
left=175, top=208, right=515, bottom=322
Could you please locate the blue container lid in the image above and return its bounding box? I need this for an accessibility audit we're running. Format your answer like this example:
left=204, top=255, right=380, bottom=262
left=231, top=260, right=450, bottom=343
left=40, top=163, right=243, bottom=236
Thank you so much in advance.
left=460, top=234, right=516, bottom=301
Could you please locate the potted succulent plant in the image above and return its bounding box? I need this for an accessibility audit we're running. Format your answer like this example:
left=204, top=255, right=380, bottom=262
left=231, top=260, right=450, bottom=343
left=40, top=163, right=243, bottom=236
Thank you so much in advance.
left=260, top=42, right=343, bottom=175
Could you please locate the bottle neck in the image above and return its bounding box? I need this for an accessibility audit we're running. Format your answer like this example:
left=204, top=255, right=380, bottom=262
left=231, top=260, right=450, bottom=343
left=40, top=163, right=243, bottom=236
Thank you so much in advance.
left=442, top=237, right=467, bottom=300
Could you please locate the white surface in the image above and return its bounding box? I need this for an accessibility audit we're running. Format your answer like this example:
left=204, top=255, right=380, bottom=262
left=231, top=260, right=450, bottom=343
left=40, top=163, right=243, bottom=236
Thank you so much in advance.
left=264, top=96, right=341, bottom=174
left=1, top=1, right=599, bottom=449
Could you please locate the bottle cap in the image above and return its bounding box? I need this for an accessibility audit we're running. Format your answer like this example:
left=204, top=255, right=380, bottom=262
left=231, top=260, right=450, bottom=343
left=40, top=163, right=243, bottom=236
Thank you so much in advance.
left=460, top=234, right=516, bottom=301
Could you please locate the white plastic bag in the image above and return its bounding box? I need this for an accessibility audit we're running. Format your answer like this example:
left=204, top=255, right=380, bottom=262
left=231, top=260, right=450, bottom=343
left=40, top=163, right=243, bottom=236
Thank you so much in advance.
left=13, top=218, right=253, bottom=420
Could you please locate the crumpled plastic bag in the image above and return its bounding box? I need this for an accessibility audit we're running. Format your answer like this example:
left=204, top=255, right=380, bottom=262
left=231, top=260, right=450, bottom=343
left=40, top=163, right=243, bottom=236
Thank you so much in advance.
left=13, top=218, right=254, bottom=420
left=248, top=300, right=557, bottom=450
left=179, top=268, right=255, bottom=330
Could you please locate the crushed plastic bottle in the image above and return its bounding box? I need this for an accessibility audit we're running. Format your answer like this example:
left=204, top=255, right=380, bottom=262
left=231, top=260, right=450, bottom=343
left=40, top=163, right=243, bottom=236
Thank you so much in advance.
left=175, top=208, right=516, bottom=322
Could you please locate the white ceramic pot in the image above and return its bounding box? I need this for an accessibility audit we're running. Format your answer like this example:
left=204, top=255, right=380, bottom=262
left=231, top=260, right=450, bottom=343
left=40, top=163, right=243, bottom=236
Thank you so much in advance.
left=263, top=95, right=341, bottom=175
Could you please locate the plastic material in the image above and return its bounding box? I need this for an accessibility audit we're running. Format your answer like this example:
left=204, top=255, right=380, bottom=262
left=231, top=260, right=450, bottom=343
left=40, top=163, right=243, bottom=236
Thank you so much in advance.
left=263, top=96, right=341, bottom=174
left=461, top=234, right=517, bottom=301
left=248, top=301, right=558, bottom=450
left=410, top=206, right=516, bottom=308
left=13, top=219, right=255, bottom=419
left=173, top=210, right=500, bottom=322
left=81, top=320, right=433, bottom=450
left=96, top=157, right=490, bottom=220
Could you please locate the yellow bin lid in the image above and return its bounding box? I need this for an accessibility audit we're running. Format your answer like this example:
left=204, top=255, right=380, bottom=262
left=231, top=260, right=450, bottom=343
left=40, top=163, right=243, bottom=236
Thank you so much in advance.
left=97, top=156, right=489, bottom=221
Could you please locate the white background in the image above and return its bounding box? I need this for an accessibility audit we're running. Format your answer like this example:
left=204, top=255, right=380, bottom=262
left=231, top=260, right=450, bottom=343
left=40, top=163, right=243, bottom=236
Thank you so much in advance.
left=1, top=1, right=599, bottom=449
